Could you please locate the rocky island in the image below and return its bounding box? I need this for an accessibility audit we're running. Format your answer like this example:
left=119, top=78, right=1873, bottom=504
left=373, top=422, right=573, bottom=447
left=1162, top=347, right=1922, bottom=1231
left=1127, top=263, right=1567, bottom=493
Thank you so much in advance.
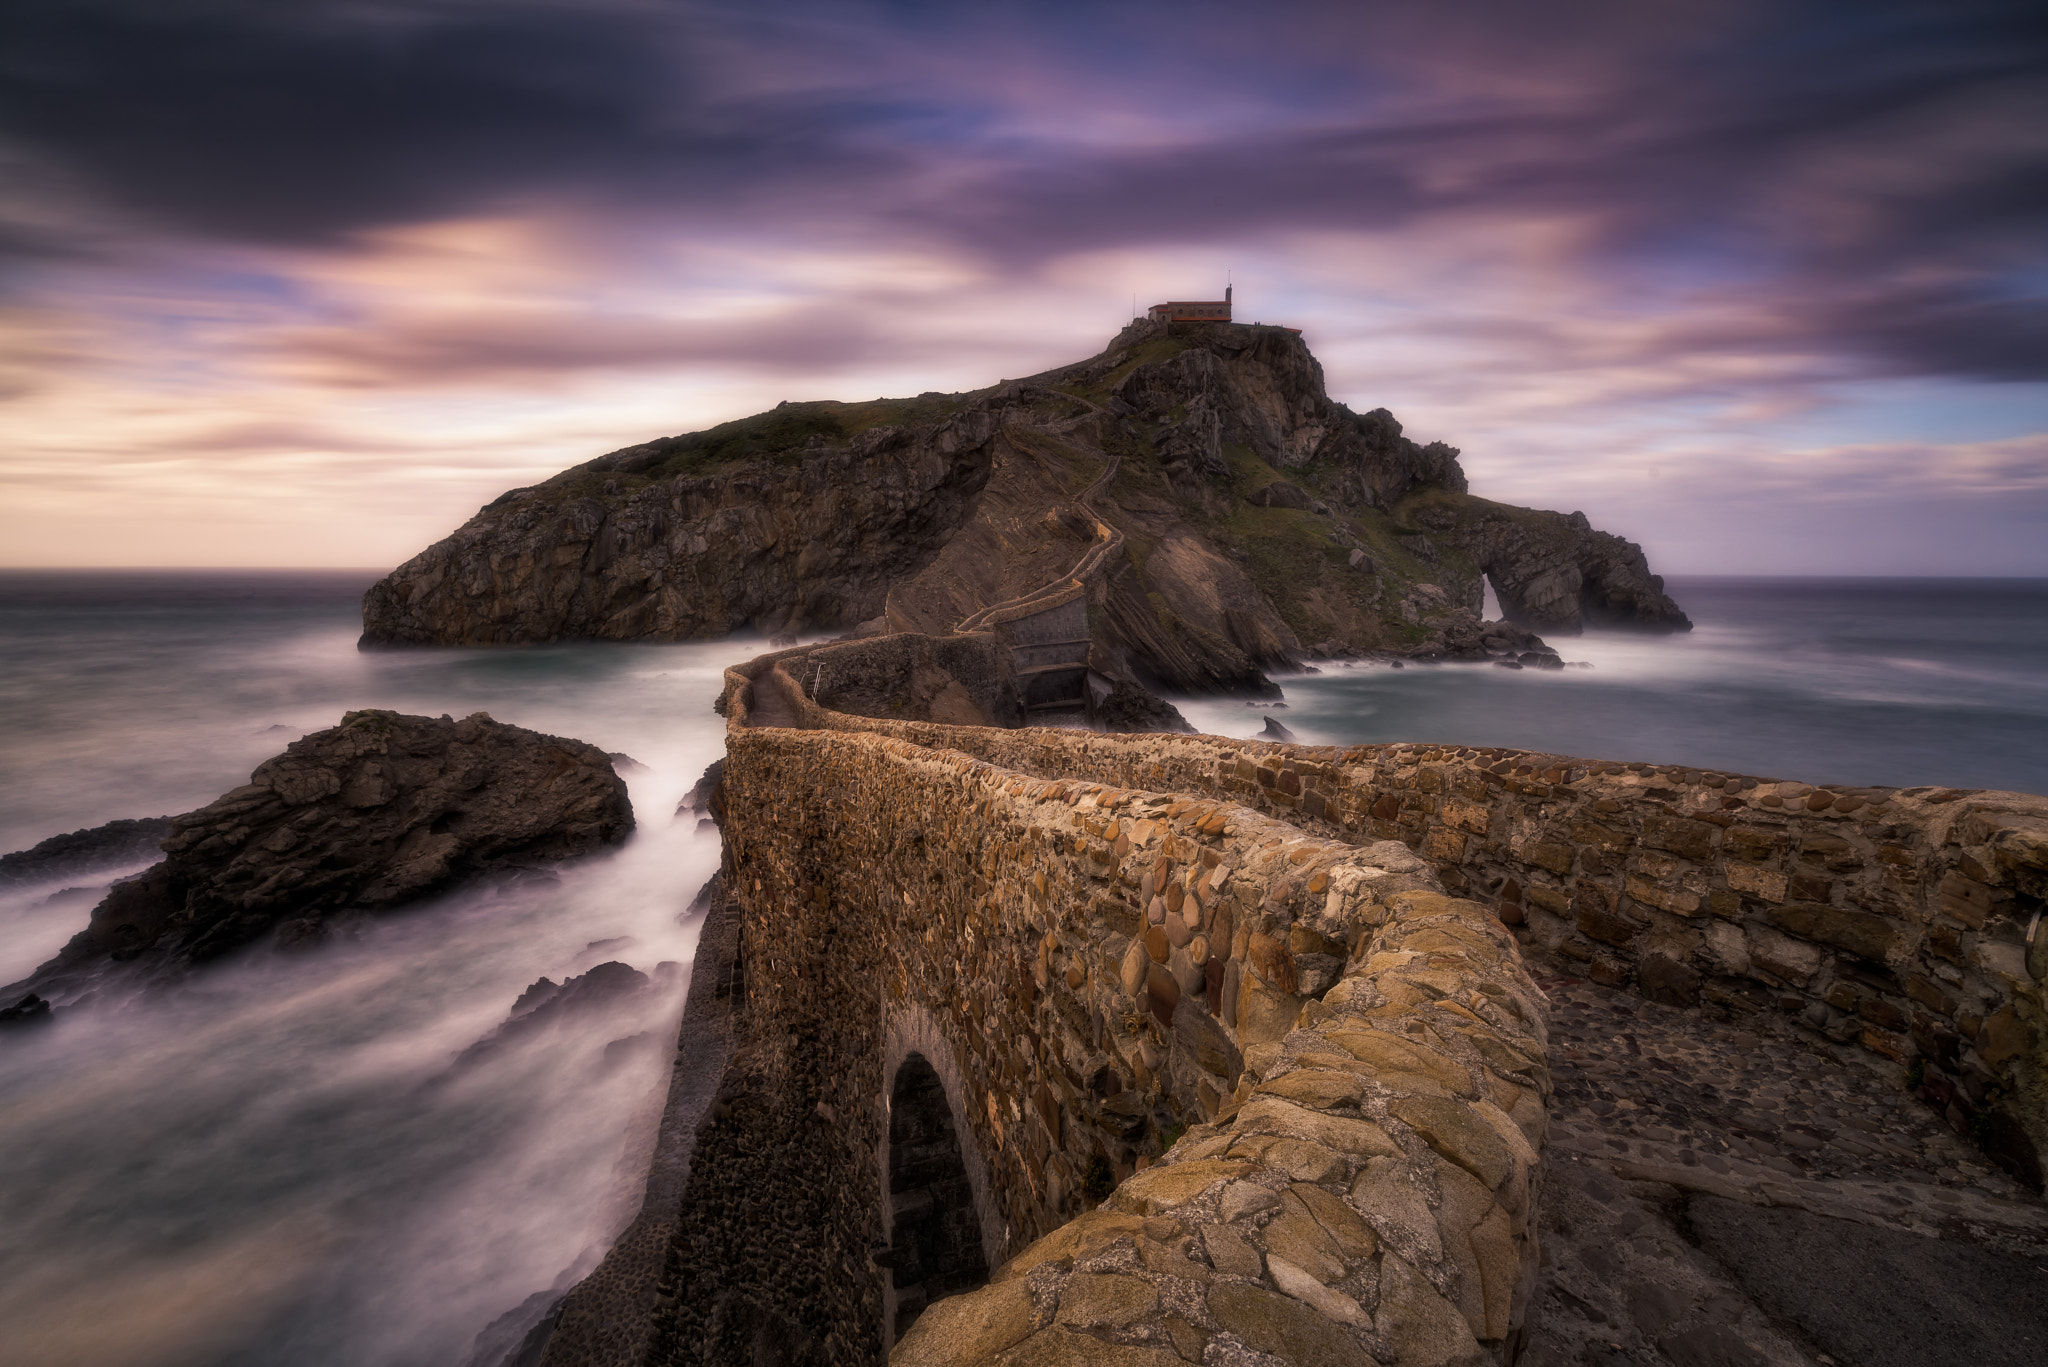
left=361, top=320, right=1689, bottom=708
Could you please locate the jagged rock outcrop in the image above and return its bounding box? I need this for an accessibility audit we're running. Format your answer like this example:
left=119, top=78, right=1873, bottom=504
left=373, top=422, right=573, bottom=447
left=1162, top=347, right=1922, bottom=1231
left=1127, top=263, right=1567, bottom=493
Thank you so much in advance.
left=450, top=960, right=665, bottom=1072
left=9, top=710, right=632, bottom=1000
left=0, top=815, right=174, bottom=888
left=363, top=319, right=1687, bottom=684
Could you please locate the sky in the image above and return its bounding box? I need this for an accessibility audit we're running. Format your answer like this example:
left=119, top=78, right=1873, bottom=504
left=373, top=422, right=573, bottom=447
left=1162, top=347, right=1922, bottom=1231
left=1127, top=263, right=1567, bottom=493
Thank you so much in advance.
left=0, top=0, right=2043, bottom=574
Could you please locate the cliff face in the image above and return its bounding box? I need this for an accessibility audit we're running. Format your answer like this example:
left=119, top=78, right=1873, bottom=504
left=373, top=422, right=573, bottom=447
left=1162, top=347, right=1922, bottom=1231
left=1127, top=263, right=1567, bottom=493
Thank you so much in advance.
left=362, top=408, right=998, bottom=645
left=362, top=320, right=1688, bottom=679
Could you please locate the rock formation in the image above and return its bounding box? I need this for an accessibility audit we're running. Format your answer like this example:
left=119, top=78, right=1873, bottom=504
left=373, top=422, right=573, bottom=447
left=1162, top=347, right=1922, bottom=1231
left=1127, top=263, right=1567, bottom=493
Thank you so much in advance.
left=8, top=710, right=633, bottom=1001
left=0, top=815, right=174, bottom=888
left=361, top=321, right=1689, bottom=692
left=450, top=960, right=666, bottom=1073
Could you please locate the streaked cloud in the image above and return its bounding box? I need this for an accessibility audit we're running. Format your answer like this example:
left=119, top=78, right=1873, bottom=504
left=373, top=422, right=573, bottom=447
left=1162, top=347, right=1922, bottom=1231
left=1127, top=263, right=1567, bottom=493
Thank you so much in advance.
left=0, top=0, right=2042, bottom=570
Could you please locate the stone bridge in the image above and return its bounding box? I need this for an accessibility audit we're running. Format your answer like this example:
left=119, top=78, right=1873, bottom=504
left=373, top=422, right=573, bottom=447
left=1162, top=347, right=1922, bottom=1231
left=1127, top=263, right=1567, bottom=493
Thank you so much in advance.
left=530, top=633, right=2047, bottom=1367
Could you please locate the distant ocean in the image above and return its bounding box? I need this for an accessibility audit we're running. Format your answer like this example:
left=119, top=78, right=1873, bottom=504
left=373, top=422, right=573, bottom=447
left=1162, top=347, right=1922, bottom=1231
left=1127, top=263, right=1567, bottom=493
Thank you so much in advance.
left=0, top=569, right=2043, bottom=1365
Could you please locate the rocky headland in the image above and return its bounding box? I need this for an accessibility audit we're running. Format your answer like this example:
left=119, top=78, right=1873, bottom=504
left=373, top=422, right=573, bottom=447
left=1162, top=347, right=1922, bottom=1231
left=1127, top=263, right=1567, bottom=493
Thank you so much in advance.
left=361, top=321, right=1689, bottom=700
left=3, top=709, right=634, bottom=1008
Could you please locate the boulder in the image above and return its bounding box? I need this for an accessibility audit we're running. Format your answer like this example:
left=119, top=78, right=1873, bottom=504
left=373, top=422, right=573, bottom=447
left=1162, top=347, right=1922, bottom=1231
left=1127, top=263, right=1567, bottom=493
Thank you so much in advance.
left=11, top=710, right=632, bottom=994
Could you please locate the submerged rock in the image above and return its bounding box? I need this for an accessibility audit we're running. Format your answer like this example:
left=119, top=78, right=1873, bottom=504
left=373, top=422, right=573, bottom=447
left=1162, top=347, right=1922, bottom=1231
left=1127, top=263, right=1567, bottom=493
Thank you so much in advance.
left=0, top=994, right=52, bottom=1029
left=674, top=758, right=725, bottom=822
left=0, top=816, right=174, bottom=888
left=451, top=960, right=655, bottom=1071
left=10, top=710, right=633, bottom=996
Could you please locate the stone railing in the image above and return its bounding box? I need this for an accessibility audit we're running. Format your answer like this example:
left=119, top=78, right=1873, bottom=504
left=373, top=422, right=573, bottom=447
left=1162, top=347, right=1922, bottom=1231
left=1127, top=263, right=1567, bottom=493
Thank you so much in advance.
left=715, top=662, right=1552, bottom=1365
left=719, top=662, right=2048, bottom=1191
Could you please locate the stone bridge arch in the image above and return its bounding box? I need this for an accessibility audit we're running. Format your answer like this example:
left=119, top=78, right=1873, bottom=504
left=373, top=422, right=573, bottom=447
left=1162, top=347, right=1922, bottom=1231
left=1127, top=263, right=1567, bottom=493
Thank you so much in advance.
left=880, top=1005, right=1004, bottom=1344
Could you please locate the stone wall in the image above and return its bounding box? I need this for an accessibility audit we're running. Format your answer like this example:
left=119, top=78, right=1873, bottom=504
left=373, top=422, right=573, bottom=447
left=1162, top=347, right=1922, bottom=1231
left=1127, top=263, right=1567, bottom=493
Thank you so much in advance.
left=704, top=663, right=1553, bottom=1365
left=718, top=659, right=2048, bottom=1191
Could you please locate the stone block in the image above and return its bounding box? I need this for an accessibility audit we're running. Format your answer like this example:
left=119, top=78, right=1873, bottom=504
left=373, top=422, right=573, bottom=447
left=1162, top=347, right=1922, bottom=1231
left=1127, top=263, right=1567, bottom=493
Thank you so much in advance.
left=1625, top=876, right=1702, bottom=916
left=1173, top=996, right=1241, bottom=1085
left=1642, top=813, right=1717, bottom=862
left=1575, top=902, right=1641, bottom=948
left=1107, top=1160, right=1248, bottom=1216
left=1293, top=1181, right=1377, bottom=1252
left=1516, top=841, right=1575, bottom=875
left=994, top=1211, right=1149, bottom=1281
left=1260, top=1066, right=1366, bottom=1109
left=1257, top=1137, right=1346, bottom=1183
left=1425, top=826, right=1468, bottom=861
left=1936, top=871, right=1996, bottom=929
left=1978, top=1007, right=2035, bottom=1070
left=1589, top=956, right=1630, bottom=987
left=1120, top=937, right=1148, bottom=997
left=1797, top=833, right=1863, bottom=870
left=1443, top=798, right=1492, bottom=835
left=1745, top=924, right=1824, bottom=986
left=1326, top=1028, right=1473, bottom=1095
left=1725, top=863, right=1788, bottom=902
left=1201, top=1223, right=1264, bottom=1279
left=1055, top=1271, right=1159, bottom=1329
left=1905, top=973, right=1957, bottom=1017
left=1723, top=826, right=1786, bottom=862
left=1375, top=1251, right=1489, bottom=1367
left=1569, top=819, right=1633, bottom=853
left=1234, top=1096, right=1401, bottom=1157
left=1765, top=901, right=1898, bottom=962
left=1392, top=1094, right=1514, bottom=1188
left=1700, top=921, right=1749, bottom=975
left=1247, top=931, right=1298, bottom=994
left=1206, top=1281, right=1376, bottom=1367
left=1235, top=977, right=1299, bottom=1046
left=1145, top=960, right=1180, bottom=1026
left=1262, top=1193, right=1350, bottom=1282
left=892, top=1277, right=1037, bottom=1366
left=1788, top=871, right=1832, bottom=902
left=1639, top=953, right=1702, bottom=1007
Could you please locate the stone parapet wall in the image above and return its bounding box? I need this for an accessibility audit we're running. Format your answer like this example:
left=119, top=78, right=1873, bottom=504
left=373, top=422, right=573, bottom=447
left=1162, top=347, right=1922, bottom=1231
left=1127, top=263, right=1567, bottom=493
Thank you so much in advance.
left=719, top=666, right=1554, bottom=1364
left=721, top=660, right=2048, bottom=1189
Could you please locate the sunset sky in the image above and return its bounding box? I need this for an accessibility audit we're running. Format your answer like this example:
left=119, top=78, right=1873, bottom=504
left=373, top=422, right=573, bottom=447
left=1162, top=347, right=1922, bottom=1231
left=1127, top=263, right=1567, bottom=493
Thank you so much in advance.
left=2, top=0, right=2043, bottom=573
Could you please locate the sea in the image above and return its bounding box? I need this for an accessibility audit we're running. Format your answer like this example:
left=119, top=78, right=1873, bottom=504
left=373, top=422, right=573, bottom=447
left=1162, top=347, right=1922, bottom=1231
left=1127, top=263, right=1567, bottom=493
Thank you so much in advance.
left=0, top=570, right=2044, bottom=1367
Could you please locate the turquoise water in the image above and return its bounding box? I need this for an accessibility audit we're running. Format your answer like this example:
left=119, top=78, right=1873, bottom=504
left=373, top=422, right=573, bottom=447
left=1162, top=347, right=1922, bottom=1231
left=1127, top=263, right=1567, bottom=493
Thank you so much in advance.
left=0, top=570, right=2042, bottom=1366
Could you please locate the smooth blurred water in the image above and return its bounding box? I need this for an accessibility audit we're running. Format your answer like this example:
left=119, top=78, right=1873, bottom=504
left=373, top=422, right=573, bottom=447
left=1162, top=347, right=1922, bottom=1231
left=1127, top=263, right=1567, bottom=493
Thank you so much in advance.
left=0, top=570, right=748, bottom=1367
left=1, top=570, right=2044, bottom=1367
left=1175, top=577, right=2048, bottom=794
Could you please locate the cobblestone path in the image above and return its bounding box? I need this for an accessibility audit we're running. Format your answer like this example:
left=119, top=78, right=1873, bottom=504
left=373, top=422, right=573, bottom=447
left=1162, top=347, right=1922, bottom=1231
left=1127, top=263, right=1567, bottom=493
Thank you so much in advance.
left=1520, top=944, right=2048, bottom=1367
